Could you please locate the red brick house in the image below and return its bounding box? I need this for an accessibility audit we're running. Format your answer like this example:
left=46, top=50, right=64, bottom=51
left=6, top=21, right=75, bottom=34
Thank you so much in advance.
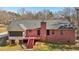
left=8, top=19, right=75, bottom=48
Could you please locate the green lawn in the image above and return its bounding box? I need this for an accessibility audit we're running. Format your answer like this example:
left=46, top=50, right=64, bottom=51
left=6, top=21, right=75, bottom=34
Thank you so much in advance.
left=33, top=42, right=79, bottom=51
left=0, top=42, right=79, bottom=51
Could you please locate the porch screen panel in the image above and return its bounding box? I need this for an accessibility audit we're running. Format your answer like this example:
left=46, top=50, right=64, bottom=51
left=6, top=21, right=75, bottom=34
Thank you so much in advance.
left=9, top=31, right=22, bottom=36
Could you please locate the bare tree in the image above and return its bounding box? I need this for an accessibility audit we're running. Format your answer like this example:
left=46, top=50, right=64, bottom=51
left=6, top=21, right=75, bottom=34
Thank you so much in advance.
left=17, top=7, right=26, bottom=15
left=58, top=7, right=76, bottom=23
left=34, top=10, right=53, bottom=20
left=0, top=10, right=16, bottom=25
left=63, top=8, right=72, bottom=22
left=75, top=7, right=79, bottom=27
left=17, top=8, right=54, bottom=20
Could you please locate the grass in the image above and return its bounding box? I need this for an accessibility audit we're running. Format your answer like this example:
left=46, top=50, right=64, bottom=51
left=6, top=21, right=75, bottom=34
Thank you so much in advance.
left=33, top=42, right=79, bottom=51
left=33, top=42, right=49, bottom=51
left=0, top=41, right=79, bottom=51
left=0, top=44, right=24, bottom=51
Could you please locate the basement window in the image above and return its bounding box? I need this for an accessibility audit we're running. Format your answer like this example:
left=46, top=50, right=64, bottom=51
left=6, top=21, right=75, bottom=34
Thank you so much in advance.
left=47, top=30, right=50, bottom=35
left=37, top=30, right=40, bottom=35
left=67, top=40, right=70, bottom=43
left=11, top=40, right=15, bottom=44
left=9, top=31, right=22, bottom=36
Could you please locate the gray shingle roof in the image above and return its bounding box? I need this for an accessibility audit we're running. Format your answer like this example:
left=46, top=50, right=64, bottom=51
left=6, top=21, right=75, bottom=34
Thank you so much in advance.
left=7, top=19, right=71, bottom=31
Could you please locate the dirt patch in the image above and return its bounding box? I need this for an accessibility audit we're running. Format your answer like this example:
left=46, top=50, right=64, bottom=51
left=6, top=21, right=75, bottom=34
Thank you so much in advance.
left=0, top=45, right=24, bottom=51
left=0, top=26, right=7, bottom=33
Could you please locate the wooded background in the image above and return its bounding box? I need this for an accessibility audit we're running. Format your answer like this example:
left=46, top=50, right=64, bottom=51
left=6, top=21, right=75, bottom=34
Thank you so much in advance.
left=0, top=7, right=79, bottom=27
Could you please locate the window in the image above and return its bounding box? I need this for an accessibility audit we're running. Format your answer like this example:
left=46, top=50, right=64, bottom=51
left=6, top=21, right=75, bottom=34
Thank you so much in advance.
left=37, top=30, right=40, bottom=35
left=29, top=30, right=32, bottom=32
left=67, top=41, right=70, bottom=43
left=52, top=31, right=54, bottom=34
left=47, top=30, right=50, bottom=35
left=60, top=30, right=63, bottom=35
left=11, top=40, right=15, bottom=44
left=9, top=31, right=22, bottom=36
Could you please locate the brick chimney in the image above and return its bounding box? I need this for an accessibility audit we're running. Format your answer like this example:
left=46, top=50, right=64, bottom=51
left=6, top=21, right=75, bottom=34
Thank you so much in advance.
left=40, top=22, right=46, bottom=41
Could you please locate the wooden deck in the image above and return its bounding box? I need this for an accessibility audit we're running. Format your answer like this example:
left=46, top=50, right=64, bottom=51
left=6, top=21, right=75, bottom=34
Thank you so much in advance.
left=9, top=36, right=40, bottom=40
left=24, top=37, right=40, bottom=40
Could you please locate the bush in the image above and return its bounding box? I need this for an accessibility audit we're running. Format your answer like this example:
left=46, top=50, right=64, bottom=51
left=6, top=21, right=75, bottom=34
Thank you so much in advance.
left=0, top=36, right=8, bottom=46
